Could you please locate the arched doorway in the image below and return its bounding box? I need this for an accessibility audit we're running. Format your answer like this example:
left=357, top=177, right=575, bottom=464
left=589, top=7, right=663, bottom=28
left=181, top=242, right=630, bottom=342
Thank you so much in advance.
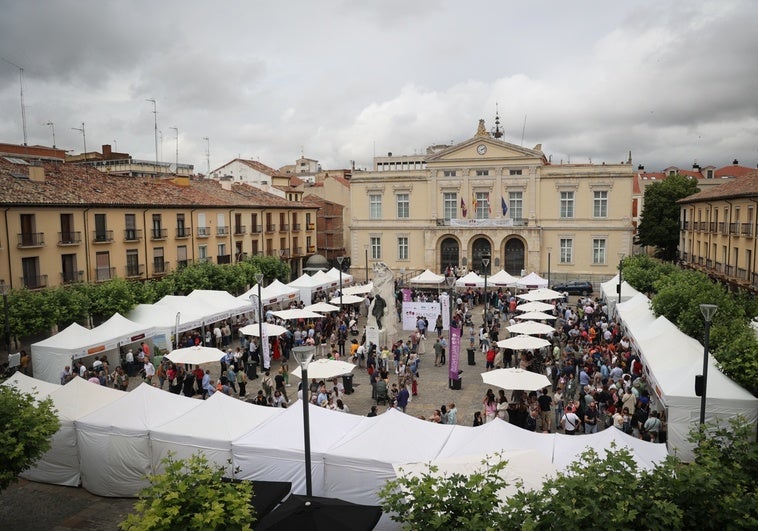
left=505, top=238, right=525, bottom=275
left=472, top=238, right=492, bottom=274
left=440, top=237, right=459, bottom=271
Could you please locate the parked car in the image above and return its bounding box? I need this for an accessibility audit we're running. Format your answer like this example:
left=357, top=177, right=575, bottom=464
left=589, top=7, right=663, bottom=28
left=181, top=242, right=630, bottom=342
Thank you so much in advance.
left=551, top=280, right=593, bottom=296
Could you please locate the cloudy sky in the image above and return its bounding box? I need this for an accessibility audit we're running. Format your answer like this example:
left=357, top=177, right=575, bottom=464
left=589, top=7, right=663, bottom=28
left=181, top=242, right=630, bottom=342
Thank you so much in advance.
left=1, top=0, right=756, bottom=174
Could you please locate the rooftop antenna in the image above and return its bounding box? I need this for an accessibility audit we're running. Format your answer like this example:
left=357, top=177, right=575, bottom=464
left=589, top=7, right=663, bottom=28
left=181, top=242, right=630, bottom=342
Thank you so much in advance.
left=146, top=98, right=158, bottom=177
left=203, top=136, right=210, bottom=175
left=1, top=58, right=28, bottom=145
left=45, top=121, right=56, bottom=148
left=520, top=114, right=527, bottom=146
left=113, top=139, right=117, bottom=152
left=71, top=122, right=86, bottom=161
left=169, top=126, right=179, bottom=173
left=491, top=103, right=504, bottom=139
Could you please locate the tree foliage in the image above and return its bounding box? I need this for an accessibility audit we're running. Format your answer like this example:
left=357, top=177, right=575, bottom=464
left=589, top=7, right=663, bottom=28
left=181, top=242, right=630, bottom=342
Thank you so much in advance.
left=636, top=174, right=699, bottom=260
left=0, top=385, right=60, bottom=491
left=120, top=453, right=254, bottom=531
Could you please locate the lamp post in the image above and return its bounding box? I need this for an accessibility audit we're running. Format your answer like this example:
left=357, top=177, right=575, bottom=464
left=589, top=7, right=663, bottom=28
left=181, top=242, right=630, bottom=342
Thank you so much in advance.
left=292, top=345, right=315, bottom=497
left=364, top=244, right=369, bottom=283
left=1, top=282, right=10, bottom=355
left=254, top=273, right=264, bottom=372
left=446, top=273, right=455, bottom=347
left=481, top=254, right=490, bottom=330
left=698, top=304, right=718, bottom=426
left=336, top=256, right=344, bottom=308
left=547, top=247, right=552, bottom=287
left=617, top=255, right=624, bottom=300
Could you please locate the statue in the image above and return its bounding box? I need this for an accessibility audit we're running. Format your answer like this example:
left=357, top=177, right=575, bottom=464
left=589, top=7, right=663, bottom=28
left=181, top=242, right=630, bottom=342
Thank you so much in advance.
left=367, top=262, right=397, bottom=345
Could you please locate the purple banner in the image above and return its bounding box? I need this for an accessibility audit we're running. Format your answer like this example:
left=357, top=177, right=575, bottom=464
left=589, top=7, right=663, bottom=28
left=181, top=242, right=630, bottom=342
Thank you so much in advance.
left=448, top=325, right=461, bottom=380
left=402, top=288, right=412, bottom=302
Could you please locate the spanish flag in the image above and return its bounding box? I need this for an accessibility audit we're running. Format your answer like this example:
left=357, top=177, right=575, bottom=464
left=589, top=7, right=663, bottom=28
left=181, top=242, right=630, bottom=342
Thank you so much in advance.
left=460, top=197, right=467, bottom=218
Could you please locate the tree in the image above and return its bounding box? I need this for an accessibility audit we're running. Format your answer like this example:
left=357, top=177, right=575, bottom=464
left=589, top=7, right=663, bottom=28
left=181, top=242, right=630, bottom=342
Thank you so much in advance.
left=636, top=174, right=699, bottom=260
left=120, top=453, right=254, bottom=531
left=0, top=385, right=60, bottom=491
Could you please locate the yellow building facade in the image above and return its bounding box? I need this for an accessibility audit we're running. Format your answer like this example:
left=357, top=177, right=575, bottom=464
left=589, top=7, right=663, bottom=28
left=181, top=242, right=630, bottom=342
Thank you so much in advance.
left=349, top=120, right=634, bottom=282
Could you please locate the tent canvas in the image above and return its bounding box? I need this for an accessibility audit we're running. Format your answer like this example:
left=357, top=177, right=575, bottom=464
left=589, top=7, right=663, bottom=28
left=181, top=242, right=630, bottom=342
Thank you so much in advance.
left=239, top=279, right=301, bottom=307
left=408, top=269, right=445, bottom=285
left=232, top=403, right=365, bottom=496
left=1, top=371, right=61, bottom=398
left=75, top=383, right=200, bottom=497
left=516, top=272, right=549, bottom=289
left=325, top=267, right=353, bottom=286
left=22, top=377, right=124, bottom=486
left=615, top=293, right=656, bottom=339
left=455, top=271, right=485, bottom=288
left=313, top=270, right=341, bottom=289
left=601, top=275, right=641, bottom=315
left=552, top=428, right=668, bottom=472
left=186, top=290, right=252, bottom=321
left=288, top=273, right=328, bottom=305
left=342, top=282, right=373, bottom=296
left=31, top=323, right=91, bottom=384
left=150, top=393, right=282, bottom=473
left=487, top=269, right=520, bottom=287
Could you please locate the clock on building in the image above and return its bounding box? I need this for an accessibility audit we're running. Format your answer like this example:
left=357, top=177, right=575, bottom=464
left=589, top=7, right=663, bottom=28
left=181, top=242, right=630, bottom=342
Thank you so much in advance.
left=476, top=144, right=487, bottom=155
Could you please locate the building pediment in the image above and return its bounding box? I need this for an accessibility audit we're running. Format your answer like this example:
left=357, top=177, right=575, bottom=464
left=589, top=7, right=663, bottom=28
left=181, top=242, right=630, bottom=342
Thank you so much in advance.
left=426, top=137, right=546, bottom=164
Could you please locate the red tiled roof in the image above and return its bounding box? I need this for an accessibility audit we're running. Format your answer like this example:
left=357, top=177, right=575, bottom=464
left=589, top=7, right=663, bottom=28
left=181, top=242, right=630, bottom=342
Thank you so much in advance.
left=678, top=171, right=758, bottom=203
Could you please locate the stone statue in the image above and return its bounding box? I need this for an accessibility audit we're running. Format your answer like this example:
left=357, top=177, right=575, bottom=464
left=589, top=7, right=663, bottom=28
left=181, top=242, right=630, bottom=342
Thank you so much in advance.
left=367, top=262, right=397, bottom=345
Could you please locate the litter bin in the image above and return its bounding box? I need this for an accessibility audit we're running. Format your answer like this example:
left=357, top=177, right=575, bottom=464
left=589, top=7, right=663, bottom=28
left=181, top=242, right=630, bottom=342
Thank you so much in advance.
left=467, top=348, right=476, bottom=366
left=343, top=374, right=354, bottom=394
left=449, top=377, right=462, bottom=390
left=246, top=362, right=258, bottom=380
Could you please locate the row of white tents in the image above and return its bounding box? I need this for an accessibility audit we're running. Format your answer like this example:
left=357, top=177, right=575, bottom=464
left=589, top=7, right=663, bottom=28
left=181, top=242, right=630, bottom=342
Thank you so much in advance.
left=30, top=268, right=356, bottom=385
left=600, top=275, right=758, bottom=462
left=409, top=268, right=549, bottom=289
left=4, top=373, right=667, bottom=531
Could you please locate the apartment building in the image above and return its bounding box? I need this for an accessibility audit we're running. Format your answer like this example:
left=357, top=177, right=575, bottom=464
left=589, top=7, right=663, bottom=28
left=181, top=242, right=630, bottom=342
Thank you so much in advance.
left=0, top=157, right=318, bottom=290
left=678, top=171, right=758, bottom=292
left=349, top=119, right=634, bottom=281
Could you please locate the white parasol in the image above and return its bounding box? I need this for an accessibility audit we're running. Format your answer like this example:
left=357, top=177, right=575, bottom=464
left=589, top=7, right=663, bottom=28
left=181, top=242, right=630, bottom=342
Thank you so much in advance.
left=238, top=323, right=289, bottom=337
left=496, top=335, right=551, bottom=351
left=515, top=311, right=557, bottom=321
left=304, top=302, right=341, bottom=313
left=506, top=321, right=556, bottom=336
left=165, top=345, right=225, bottom=365
left=481, top=367, right=552, bottom=391
left=516, top=301, right=555, bottom=313
left=291, top=358, right=357, bottom=380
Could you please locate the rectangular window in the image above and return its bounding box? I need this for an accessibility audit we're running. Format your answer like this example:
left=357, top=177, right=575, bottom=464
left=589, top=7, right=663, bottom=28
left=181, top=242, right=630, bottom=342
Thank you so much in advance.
left=152, top=213, right=163, bottom=239
left=95, top=251, right=111, bottom=281
left=126, top=249, right=140, bottom=276
left=593, top=191, right=608, bottom=218
left=443, top=192, right=457, bottom=220
left=509, top=169, right=523, bottom=175
left=22, top=256, right=44, bottom=289
left=369, top=194, right=382, bottom=219
left=94, top=213, right=107, bottom=241
left=592, top=239, right=606, bottom=264
left=60, top=213, right=75, bottom=243
left=560, top=238, right=573, bottom=264
left=153, top=247, right=165, bottom=274
left=508, top=191, right=523, bottom=222
left=198, top=245, right=208, bottom=261
left=443, top=170, right=457, bottom=177
left=61, top=253, right=78, bottom=283
left=475, top=192, right=490, bottom=219
left=396, top=193, right=409, bottom=218
left=177, top=245, right=188, bottom=268
left=560, top=191, right=574, bottom=218
left=370, top=236, right=381, bottom=260
left=475, top=169, right=490, bottom=176
left=398, top=236, right=409, bottom=260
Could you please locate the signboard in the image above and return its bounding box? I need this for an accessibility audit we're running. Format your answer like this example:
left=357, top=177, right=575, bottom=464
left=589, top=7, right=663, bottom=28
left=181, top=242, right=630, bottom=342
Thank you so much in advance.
left=448, top=325, right=461, bottom=381
left=365, top=326, right=379, bottom=347
left=401, top=302, right=441, bottom=331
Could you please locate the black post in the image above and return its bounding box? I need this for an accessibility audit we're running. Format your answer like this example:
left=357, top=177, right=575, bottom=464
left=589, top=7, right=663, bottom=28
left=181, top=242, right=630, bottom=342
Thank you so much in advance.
left=617, top=258, right=623, bottom=299
left=3, top=291, right=10, bottom=355
left=700, top=319, right=711, bottom=426
left=365, top=247, right=369, bottom=283
left=301, top=364, right=313, bottom=496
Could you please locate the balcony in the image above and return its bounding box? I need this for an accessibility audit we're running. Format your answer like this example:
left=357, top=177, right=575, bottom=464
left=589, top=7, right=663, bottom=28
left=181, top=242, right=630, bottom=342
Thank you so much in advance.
left=681, top=221, right=690, bottom=230
left=292, top=246, right=302, bottom=256
left=234, top=225, right=247, bottom=235
left=280, top=248, right=290, bottom=258
left=729, top=222, right=740, bottom=235
left=293, top=223, right=301, bottom=231
left=741, top=223, right=753, bottom=236
left=58, top=231, right=82, bottom=246
left=252, top=224, right=262, bottom=234
left=93, top=230, right=114, bottom=243
left=176, top=227, right=192, bottom=238
left=125, top=264, right=145, bottom=278
left=150, top=228, right=168, bottom=240
left=307, top=245, right=316, bottom=253
left=265, top=224, right=276, bottom=233
left=280, top=224, right=290, bottom=232
left=217, top=254, right=231, bottom=265
left=124, top=229, right=142, bottom=242
left=18, top=232, right=45, bottom=248
left=216, top=227, right=229, bottom=237
left=306, top=223, right=315, bottom=230
left=153, top=261, right=170, bottom=276
left=196, top=226, right=211, bottom=238
left=708, top=222, right=716, bottom=232
left=61, top=270, right=84, bottom=284
left=176, top=259, right=191, bottom=269
left=21, top=274, right=48, bottom=290
left=95, top=267, right=115, bottom=282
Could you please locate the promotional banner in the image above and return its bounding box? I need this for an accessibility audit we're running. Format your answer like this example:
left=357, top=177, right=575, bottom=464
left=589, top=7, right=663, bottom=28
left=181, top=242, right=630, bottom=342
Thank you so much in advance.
left=401, top=288, right=412, bottom=302
left=448, top=325, right=461, bottom=381
left=365, top=326, right=379, bottom=347
left=401, top=302, right=441, bottom=331
left=440, top=292, right=451, bottom=331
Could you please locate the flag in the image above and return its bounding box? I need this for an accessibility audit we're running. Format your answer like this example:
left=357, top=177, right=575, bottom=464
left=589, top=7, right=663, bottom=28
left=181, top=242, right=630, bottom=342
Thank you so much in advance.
left=487, top=193, right=491, bottom=215
left=501, top=196, right=508, bottom=216
left=460, top=197, right=467, bottom=218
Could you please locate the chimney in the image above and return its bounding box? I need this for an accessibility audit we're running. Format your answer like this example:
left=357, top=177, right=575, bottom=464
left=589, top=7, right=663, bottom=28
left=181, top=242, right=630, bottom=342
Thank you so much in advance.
left=102, top=144, right=112, bottom=158
left=638, top=164, right=644, bottom=171
left=733, top=159, right=739, bottom=165
left=28, top=165, right=45, bottom=182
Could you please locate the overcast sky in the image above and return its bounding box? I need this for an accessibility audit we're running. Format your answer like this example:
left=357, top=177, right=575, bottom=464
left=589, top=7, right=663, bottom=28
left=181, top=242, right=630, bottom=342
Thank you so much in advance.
left=1, top=0, right=756, bottom=174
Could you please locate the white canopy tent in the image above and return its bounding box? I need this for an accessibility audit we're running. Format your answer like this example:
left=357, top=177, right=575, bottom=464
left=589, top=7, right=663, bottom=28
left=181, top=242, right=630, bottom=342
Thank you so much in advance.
left=600, top=275, right=642, bottom=315
left=232, top=402, right=365, bottom=495
left=325, top=267, right=353, bottom=286
left=313, top=269, right=343, bottom=290
left=21, top=377, right=125, bottom=486
left=454, top=271, right=485, bottom=288
left=238, top=279, right=301, bottom=307
left=75, top=383, right=201, bottom=497
left=552, top=428, right=668, bottom=471
left=408, top=269, right=445, bottom=286
left=342, top=282, right=373, bottom=296
left=186, top=290, right=252, bottom=321
left=287, top=273, right=329, bottom=305
left=488, top=269, right=520, bottom=287
left=516, top=272, right=549, bottom=289
left=128, top=298, right=208, bottom=351
left=30, top=323, right=91, bottom=384
left=150, top=393, right=282, bottom=474
left=615, top=293, right=656, bottom=341
left=2, top=370, right=60, bottom=398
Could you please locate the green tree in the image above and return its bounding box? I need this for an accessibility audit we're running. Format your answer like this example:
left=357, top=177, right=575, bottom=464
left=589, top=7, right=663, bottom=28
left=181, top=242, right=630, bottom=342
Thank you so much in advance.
left=637, top=174, right=699, bottom=260
left=379, top=455, right=510, bottom=530
left=619, top=254, right=677, bottom=295
left=0, top=385, right=60, bottom=491
left=120, top=453, right=254, bottom=531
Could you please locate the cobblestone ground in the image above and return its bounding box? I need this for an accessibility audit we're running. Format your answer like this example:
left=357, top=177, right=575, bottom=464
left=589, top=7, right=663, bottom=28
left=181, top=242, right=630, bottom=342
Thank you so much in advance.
left=1, top=301, right=549, bottom=529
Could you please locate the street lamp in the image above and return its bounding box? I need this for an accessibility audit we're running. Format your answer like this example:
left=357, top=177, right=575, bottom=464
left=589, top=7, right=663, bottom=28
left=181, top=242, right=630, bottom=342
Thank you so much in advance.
left=617, top=254, right=625, bottom=300
left=364, top=244, right=369, bottom=283
left=698, top=304, right=718, bottom=426
left=336, top=256, right=344, bottom=308
left=547, top=247, right=552, bottom=287
left=446, top=274, right=455, bottom=376
left=253, top=273, right=264, bottom=378
left=1, top=282, right=10, bottom=355
left=292, top=345, right=315, bottom=497
left=481, top=254, right=490, bottom=330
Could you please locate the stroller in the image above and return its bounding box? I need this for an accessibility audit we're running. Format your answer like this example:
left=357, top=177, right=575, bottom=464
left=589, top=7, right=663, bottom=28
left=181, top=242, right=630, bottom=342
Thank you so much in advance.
left=349, top=319, right=359, bottom=336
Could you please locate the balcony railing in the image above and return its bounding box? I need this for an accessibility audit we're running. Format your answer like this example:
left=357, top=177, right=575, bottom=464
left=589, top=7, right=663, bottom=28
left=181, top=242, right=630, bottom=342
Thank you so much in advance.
left=292, top=246, right=302, bottom=256
left=707, top=222, right=715, bottom=232
left=216, top=227, right=229, bottom=237
left=196, top=226, right=211, bottom=237
left=265, top=224, right=276, bottom=233
left=280, top=224, right=290, bottom=232
left=125, top=264, right=145, bottom=277
left=234, top=225, right=246, bottom=235
left=176, top=227, right=192, bottom=238
left=280, top=248, right=290, bottom=258
left=153, top=261, right=170, bottom=275
left=682, top=221, right=690, bottom=230
left=725, top=265, right=735, bottom=276
left=741, top=223, right=753, bottom=236
left=252, top=224, right=262, bottom=233
left=736, top=267, right=748, bottom=280
left=176, top=259, right=191, bottom=269
left=93, top=230, right=114, bottom=243
left=718, top=222, right=727, bottom=234
left=58, top=231, right=82, bottom=245
left=729, top=222, right=739, bottom=235
left=306, top=223, right=315, bottom=230
left=21, top=274, right=47, bottom=290
left=95, top=267, right=115, bottom=282
left=217, top=254, right=231, bottom=264
left=150, top=228, right=168, bottom=240
left=124, top=229, right=142, bottom=242
left=293, top=223, right=301, bottom=231
left=18, top=232, right=45, bottom=248
left=61, top=270, right=84, bottom=284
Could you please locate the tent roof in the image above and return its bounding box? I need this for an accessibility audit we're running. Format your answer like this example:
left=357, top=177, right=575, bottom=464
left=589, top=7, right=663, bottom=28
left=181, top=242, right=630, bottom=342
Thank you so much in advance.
left=239, top=279, right=301, bottom=306
left=437, top=420, right=554, bottom=463
left=32, top=323, right=91, bottom=353
left=128, top=299, right=207, bottom=332
left=187, top=290, right=252, bottom=320
left=488, top=269, right=520, bottom=286
left=288, top=273, right=327, bottom=290
left=600, top=276, right=641, bottom=300
left=616, top=293, right=655, bottom=331
left=516, top=272, right=548, bottom=289
left=313, top=270, right=344, bottom=288
left=325, top=267, right=353, bottom=284
left=553, top=427, right=668, bottom=471
left=87, top=313, right=154, bottom=350
left=48, top=376, right=125, bottom=421
left=1, top=372, right=61, bottom=400
left=409, top=269, right=445, bottom=285
left=455, top=271, right=484, bottom=288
